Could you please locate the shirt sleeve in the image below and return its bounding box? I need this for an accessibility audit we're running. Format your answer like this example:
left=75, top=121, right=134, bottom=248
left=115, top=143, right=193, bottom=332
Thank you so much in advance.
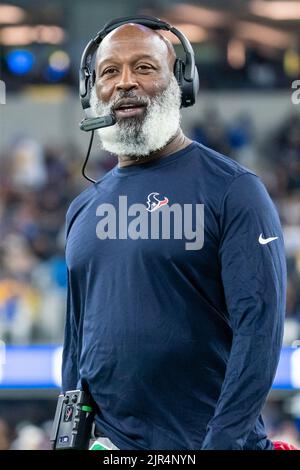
left=201, top=172, right=286, bottom=450
left=61, top=268, right=79, bottom=393
left=61, top=204, right=80, bottom=393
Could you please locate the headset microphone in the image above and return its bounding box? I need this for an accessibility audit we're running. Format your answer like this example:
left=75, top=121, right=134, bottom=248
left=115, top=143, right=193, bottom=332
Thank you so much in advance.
left=79, top=113, right=117, bottom=183
left=79, top=114, right=116, bottom=132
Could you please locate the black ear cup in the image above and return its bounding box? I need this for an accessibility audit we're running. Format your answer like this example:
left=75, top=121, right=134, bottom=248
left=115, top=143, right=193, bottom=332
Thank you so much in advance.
left=91, top=70, right=96, bottom=87
left=173, top=58, right=183, bottom=86
left=174, top=59, right=188, bottom=108
left=174, top=58, right=198, bottom=108
left=181, top=64, right=199, bottom=107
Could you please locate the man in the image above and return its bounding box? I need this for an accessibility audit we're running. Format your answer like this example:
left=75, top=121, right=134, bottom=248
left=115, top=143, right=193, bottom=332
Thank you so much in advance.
left=62, top=22, right=286, bottom=450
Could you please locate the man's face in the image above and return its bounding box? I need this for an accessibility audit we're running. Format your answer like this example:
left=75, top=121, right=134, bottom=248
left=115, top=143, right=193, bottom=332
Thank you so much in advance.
left=95, top=25, right=173, bottom=119
left=90, top=25, right=182, bottom=157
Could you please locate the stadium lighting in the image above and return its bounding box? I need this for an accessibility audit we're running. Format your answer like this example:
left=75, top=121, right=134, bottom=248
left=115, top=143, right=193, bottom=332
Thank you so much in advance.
left=49, top=50, right=70, bottom=72
left=227, top=39, right=246, bottom=69
left=250, top=1, right=300, bottom=20
left=6, top=49, right=34, bottom=75
left=0, top=25, right=65, bottom=45
left=283, top=49, right=300, bottom=77
left=160, top=23, right=207, bottom=44
left=236, top=21, right=296, bottom=49
left=0, top=4, right=26, bottom=24
left=167, top=4, right=229, bottom=28
left=45, top=50, right=70, bottom=82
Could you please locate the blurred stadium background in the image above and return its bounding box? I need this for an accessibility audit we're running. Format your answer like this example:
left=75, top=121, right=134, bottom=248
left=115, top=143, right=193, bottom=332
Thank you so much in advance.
left=0, top=0, right=300, bottom=450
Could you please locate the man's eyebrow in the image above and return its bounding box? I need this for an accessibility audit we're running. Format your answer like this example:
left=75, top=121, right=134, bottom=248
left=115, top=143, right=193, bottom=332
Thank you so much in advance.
left=97, top=54, right=159, bottom=69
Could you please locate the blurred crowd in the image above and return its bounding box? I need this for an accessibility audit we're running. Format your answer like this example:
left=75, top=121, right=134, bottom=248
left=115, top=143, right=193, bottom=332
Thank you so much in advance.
left=0, top=398, right=55, bottom=450
left=0, top=419, right=52, bottom=450
left=0, top=138, right=116, bottom=343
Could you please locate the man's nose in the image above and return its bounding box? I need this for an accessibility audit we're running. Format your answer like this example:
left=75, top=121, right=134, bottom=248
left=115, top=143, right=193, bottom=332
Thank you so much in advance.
left=115, top=66, right=138, bottom=92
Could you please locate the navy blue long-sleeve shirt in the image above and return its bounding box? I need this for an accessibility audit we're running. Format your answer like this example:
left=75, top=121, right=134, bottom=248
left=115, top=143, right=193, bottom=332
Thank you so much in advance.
left=62, top=141, right=286, bottom=450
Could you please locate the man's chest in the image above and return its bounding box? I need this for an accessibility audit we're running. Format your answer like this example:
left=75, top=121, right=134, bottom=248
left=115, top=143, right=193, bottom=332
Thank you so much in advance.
left=66, top=183, right=220, bottom=276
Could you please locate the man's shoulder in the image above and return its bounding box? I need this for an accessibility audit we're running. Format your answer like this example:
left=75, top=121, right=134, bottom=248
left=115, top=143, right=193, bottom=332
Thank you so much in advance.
left=66, top=185, right=94, bottom=220
left=65, top=169, right=114, bottom=236
left=190, top=141, right=257, bottom=181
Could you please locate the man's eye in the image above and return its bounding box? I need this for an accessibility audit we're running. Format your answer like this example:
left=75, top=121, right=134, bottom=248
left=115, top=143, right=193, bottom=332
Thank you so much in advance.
left=136, top=65, right=152, bottom=71
left=102, top=67, right=118, bottom=75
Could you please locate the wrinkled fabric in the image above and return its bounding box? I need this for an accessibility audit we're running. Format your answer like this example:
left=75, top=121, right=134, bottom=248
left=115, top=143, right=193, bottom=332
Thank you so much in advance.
left=62, top=142, right=285, bottom=450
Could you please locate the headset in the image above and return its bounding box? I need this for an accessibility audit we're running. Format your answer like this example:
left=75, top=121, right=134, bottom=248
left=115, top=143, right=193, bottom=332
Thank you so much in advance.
left=78, top=15, right=200, bottom=181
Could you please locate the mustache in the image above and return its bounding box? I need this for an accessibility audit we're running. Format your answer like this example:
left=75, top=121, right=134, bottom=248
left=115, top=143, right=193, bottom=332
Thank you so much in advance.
left=100, top=91, right=151, bottom=114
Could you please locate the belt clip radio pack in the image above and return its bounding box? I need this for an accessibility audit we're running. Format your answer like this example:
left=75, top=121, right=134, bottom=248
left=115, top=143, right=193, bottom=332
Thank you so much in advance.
left=51, top=389, right=95, bottom=450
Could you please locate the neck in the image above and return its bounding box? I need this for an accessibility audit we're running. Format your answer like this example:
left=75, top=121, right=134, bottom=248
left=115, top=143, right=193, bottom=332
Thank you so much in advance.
left=117, top=128, right=192, bottom=168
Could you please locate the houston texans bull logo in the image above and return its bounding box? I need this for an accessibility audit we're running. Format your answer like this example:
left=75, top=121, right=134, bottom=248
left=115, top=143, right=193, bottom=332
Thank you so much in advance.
left=146, top=192, right=169, bottom=212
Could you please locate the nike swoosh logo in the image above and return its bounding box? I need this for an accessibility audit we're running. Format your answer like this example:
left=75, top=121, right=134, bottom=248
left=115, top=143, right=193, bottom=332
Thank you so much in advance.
left=259, top=234, right=279, bottom=245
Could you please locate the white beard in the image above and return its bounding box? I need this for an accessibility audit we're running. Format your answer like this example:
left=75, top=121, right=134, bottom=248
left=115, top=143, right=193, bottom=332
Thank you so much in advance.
left=89, top=75, right=181, bottom=158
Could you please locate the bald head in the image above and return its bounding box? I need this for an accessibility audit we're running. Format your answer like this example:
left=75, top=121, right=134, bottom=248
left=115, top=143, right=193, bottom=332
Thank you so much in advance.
left=96, top=23, right=176, bottom=73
